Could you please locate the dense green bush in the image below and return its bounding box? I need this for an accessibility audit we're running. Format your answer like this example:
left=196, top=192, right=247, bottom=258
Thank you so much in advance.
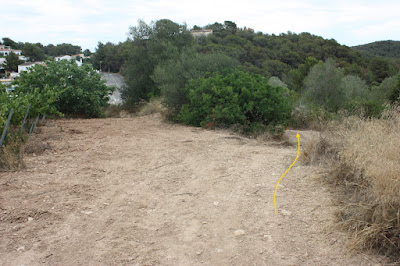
left=152, top=51, right=238, bottom=114
left=16, top=60, right=114, bottom=117
left=178, top=70, right=292, bottom=131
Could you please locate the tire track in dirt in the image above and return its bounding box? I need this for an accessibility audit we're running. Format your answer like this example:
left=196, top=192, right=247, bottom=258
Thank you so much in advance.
left=0, top=115, right=388, bottom=265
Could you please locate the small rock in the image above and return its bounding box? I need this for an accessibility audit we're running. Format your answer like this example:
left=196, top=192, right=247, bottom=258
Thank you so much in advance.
left=281, top=209, right=292, bottom=216
left=213, top=201, right=219, bottom=206
left=263, top=234, right=272, bottom=240
left=245, top=193, right=250, bottom=196
left=81, top=211, right=93, bottom=215
left=196, top=251, right=203, bottom=255
left=17, top=246, right=25, bottom=252
left=28, top=217, right=34, bottom=222
left=234, top=229, right=245, bottom=236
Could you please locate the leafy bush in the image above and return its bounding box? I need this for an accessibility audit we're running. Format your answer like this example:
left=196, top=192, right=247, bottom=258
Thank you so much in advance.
left=389, top=72, right=400, bottom=103
left=303, top=59, right=345, bottom=112
left=152, top=51, right=238, bottom=114
left=16, top=60, right=113, bottom=117
left=1, top=86, right=61, bottom=133
left=178, top=70, right=292, bottom=131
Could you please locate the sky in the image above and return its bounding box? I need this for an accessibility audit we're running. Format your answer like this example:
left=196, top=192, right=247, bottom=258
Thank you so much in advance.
left=1, top=0, right=400, bottom=52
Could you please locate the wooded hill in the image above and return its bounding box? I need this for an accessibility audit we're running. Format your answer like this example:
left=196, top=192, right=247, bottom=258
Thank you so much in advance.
left=92, top=21, right=399, bottom=87
left=352, top=40, right=400, bottom=64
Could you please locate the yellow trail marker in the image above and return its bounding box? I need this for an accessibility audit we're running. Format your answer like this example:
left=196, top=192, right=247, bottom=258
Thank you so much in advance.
left=274, top=133, right=300, bottom=214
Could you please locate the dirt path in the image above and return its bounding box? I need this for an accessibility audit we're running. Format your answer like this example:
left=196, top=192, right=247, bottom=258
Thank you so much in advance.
left=0, top=115, right=387, bottom=265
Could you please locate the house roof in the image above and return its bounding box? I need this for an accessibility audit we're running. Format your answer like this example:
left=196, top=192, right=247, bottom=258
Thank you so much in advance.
left=19, top=62, right=36, bottom=66
left=19, top=61, right=45, bottom=66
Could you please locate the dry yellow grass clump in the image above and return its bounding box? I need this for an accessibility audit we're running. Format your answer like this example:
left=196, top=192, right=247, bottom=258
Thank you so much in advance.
left=304, top=106, right=400, bottom=260
left=137, top=99, right=166, bottom=116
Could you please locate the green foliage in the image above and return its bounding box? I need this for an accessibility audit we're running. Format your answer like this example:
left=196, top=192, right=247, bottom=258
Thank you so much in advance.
left=368, top=57, right=391, bottom=83
left=303, top=59, right=345, bottom=112
left=352, top=40, right=400, bottom=64
left=267, top=76, right=288, bottom=89
left=0, top=85, right=61, bottom=133
left=178, top=70, right=292, bottom=131
left=91, top=41, right=128, bottom=72
left=287, top=57, right=319, bottom=92
left=121, top=19, right=193, bottom=105
left=2, top=37, right=20, bottom=49
left=15, top=60, right=113, bottom=117
left=152, top=50, right=238, bottom=113
left=22, top=43, right=45, bottom=61
left=4, top=52, right=23, bottom=72
left=341, top=75, right=369, bottom=100
left=389, top=73, right=400, bottom=103
left=2, top=37, right=82, bottom=60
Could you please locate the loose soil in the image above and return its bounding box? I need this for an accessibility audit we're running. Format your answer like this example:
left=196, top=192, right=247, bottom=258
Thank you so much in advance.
left=0, top=115, right=388, bottom=265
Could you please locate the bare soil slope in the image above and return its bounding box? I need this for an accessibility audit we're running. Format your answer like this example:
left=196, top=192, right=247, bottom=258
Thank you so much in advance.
left=0, top=115, right=387, bottom=265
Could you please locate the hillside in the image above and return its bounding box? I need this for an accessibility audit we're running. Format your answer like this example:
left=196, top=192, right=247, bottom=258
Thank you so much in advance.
left=352, top=40, right=400, bottom=63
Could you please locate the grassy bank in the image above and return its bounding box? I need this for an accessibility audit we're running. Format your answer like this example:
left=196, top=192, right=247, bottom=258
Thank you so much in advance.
left=304, top=106, right=400, bottom=261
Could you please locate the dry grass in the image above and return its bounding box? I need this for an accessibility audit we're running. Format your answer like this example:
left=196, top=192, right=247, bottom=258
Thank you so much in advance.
left=301, top=136, right=334, bottom=165
left=304, top=106, right=400, bottom=261
left=137, top=99, right=166, bottom=116
left=0, top=140, right=24, bottom=170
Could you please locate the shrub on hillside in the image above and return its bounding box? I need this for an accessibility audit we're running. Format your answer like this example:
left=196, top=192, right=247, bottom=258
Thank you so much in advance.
left=178, top=70, right=292, bottom=131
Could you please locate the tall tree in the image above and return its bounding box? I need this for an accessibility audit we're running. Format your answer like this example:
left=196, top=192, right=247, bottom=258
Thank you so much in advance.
left=22, top=43, right=45, bottom=61
left=2, top=37, right=19, bottom=49
left=304, top=59, right=345, bottom=111
left=4, top=52, right=22, bottom=72
left=121, top=19, right=193, bottom=105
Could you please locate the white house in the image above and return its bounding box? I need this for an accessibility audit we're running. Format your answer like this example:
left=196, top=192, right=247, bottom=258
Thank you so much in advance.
left=0, top=45, right=22, bottom=56
left=55, top=55, right=72, bottom=61
left=0, top=57, right=6, bottom=69
left=190, top=29, right=213, bottom=38
left=18, top=55, right=28, bottom=61
left=55, top=55, right=82, bottom=67
left=18, top=61, right=45, bottom=74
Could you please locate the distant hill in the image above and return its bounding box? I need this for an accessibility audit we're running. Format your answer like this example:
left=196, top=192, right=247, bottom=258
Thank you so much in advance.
left=352, top=41, right=400, bottom=63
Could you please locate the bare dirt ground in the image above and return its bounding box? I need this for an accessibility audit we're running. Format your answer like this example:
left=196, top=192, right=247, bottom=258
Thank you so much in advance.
left=0, top=115, right=389, bottom=265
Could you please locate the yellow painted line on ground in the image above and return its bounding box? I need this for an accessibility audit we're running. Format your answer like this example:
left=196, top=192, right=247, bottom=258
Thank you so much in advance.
left=274, top=133, right=300, bottom=214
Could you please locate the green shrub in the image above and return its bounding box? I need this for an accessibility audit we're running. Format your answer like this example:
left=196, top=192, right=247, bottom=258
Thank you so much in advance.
left=303, top=59, right=345, bottom=112
left=152, top=51, right=238, bottom=114
left=178, top=70, right=292, bottom=131
left=16, top=60, right=114, bottom=118
left=389, top=72, right=400, bottom=104
left=1, top=86, right=61, bottom=133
